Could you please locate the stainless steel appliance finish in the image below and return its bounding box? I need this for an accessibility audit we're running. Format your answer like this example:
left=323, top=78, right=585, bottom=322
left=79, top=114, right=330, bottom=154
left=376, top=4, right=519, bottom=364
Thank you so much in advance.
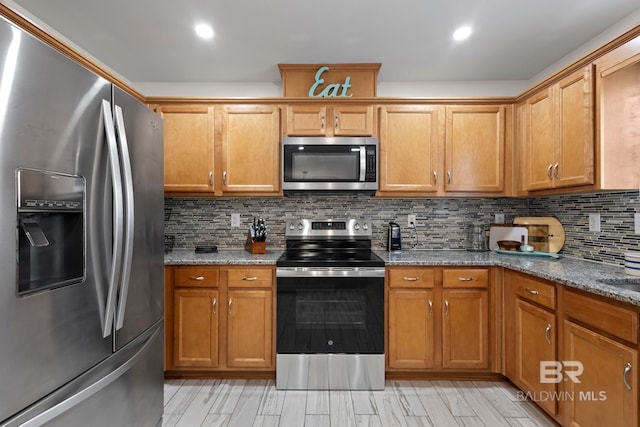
left=277, top=354, right=385, bottom=390
left=282, top=137, right=378, bottom=192
left=0, top=16, right=163, bottom=427
left=276, top=219, right=385, bottom=390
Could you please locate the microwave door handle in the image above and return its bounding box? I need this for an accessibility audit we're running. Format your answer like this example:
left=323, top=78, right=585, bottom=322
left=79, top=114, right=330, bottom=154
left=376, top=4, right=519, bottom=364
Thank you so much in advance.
left=100, top=100, right=124, bottom=339
left=359, top=146, right=366, bottom=181
left=113, top=105, right=135, bottom=331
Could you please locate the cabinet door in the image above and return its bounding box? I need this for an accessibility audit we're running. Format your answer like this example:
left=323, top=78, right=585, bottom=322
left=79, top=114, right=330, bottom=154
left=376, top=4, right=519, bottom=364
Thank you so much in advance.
left=161, top=105, right=214, bottom=193
left=227, top=289, right=273, bottom=368
left=445, top=106, right=505, bottom=192
left=388, top=290, right=435, bottom=369
left=442, top=290, right=489, bottom=369
left=173, top=289, right=218, bottom=368
left=523, top=88, right=555, bottom=191
left=286, top=105, right=327, bottom=136
left=563, top=321, right=638, bottom=427
left=378, top=105, right=442, bottom=193
left=555, top=66, right=594, bottom=188
left=333, top=105, right=374, bottom=136
left=515, top=299, right=557, bottom=415
left=220, top=105, right=280, bottom=193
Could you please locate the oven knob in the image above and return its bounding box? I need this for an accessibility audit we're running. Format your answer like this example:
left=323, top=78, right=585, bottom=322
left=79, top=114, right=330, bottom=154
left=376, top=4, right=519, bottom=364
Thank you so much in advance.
left=354, top=223, right=360, bottom=230
left=363, top=223, right=369, bottom=230
left=328, top=340, right=334, bottom=346
left=297, top=222, right=304, bottom=230
left=289, top=223, right=295, bottom=230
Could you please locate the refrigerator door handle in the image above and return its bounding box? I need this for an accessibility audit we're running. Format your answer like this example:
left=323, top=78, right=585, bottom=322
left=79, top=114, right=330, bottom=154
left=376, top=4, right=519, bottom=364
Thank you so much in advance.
left=101, top=99, right=125, bottom=338
left=113, top=105, right=135, bottom=331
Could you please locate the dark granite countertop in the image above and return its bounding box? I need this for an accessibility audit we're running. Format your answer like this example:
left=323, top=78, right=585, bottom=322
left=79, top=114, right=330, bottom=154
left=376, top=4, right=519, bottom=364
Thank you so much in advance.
left=165, top=249, right=640, bottom=306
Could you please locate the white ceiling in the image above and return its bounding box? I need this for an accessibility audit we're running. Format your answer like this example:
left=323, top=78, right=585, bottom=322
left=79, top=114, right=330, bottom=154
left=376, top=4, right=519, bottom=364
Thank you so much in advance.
left=8, top=0, right=640, bottom=85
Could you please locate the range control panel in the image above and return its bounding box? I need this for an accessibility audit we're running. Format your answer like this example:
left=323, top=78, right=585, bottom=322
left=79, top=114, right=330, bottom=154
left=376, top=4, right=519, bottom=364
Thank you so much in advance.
left=285, top=219, right=372, bottom=239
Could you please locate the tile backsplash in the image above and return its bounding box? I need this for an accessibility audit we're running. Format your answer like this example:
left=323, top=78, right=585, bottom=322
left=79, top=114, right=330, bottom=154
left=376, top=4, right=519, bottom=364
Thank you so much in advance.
left=165, top=190, right=640, bottom=266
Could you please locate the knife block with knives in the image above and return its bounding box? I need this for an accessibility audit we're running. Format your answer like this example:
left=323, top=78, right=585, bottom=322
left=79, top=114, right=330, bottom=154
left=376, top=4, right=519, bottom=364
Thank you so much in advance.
left=245, top=217, right=267, bottom=254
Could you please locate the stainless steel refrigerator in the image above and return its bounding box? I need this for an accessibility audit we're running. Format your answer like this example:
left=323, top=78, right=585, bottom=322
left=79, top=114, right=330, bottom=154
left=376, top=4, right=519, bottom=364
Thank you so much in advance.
left=0, top=15, right=164, bottom=427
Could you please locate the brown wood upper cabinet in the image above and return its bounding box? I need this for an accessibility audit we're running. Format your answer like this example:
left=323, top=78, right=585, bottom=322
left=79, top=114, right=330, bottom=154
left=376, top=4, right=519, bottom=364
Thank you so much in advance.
left=218, top=105, right=281, bottom=194
left=158, top=104, right=215, bottom=193
left=378, top=104, right=506, bottom=196
left=159, top=103, right=281, bottom=195
left=595, top=34, right=640, bottom=190
left=285, top=104, right=374, bottom=137
left=520, top=66, right=595, bottom=192
left=445, top=105, right=505, bottom=193
left=378, top=105, right=442, bottom=194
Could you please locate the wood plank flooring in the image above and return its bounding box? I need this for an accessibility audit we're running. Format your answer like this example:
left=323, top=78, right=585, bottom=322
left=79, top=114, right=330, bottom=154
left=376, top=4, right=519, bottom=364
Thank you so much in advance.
left=163, top=379, right=556, bottom=427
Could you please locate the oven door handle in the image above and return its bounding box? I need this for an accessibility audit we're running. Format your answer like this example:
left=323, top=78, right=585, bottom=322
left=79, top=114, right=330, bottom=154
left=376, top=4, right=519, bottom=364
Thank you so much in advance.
left=276, top=267, right=385, bottom=278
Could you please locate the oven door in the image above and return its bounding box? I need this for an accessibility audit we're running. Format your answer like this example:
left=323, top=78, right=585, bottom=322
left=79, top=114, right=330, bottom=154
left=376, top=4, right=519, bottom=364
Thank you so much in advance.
left=276, top=267, right=384, bottom=354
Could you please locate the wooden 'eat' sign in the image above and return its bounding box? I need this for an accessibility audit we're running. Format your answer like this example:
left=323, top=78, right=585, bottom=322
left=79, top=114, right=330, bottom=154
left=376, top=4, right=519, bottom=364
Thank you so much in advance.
left=278, top=63, right=381, bottom=98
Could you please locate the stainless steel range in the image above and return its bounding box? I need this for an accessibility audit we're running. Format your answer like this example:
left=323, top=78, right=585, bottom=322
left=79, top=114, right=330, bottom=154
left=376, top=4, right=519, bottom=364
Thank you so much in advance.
left=276, top=219, right=385, bottom=390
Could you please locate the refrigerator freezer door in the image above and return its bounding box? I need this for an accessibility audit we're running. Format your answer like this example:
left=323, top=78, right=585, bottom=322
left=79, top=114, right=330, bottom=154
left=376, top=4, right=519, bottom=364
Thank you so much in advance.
left=0, top=17, right=114, bottom=423
left=112, top=87, right=164, bottom=351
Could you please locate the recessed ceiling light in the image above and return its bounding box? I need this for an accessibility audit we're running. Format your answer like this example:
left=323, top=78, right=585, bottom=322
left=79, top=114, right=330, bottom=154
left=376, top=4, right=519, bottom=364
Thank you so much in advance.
left=453, top=26, right=472, bottom=41
left=195, top=23, right=214, bottom=40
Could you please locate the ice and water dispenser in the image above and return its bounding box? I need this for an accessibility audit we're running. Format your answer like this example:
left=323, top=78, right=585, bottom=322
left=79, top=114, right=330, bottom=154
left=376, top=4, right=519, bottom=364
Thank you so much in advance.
left=17, top=168, right=85, bottom=296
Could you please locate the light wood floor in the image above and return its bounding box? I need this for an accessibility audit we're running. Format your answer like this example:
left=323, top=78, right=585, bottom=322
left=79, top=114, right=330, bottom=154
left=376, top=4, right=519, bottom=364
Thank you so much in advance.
left=163, top=379, right=556, bottom=427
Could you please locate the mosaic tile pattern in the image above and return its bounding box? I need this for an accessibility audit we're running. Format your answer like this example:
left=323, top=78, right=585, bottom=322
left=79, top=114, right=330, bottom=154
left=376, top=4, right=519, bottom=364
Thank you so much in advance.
left=528, top=190, right=640, bottom=266
left=164, top=190, right=640, bottom=266
left=164, top=195, right=527, bottom=252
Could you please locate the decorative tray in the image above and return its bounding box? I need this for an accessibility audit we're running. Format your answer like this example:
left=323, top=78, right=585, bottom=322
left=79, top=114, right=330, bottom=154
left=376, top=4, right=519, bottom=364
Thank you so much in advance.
left=494, top=249, right=562, bottom=259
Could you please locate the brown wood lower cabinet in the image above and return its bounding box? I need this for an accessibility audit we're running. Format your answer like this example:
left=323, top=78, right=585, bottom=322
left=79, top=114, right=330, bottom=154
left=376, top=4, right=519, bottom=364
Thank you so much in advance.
left=226, top=289, right=273, bottom=368
left=563, top=320, right=637, bottom=427
left=387, top=266, right=491, bottom=371
left=173, top=288, right=219, bottom=368
left=165, top=265, right=275, bottom=374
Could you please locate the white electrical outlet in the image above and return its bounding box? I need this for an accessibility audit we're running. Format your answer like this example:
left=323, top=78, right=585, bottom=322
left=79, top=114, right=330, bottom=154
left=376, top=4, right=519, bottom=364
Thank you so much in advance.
left=588, top=213, right=601, bottom=232
left=231, top=213, right=241, bottom=228
left=408, top=214, right=417, bottom=227
left=494, top=213, right=505, bottom=224
left=635, top=213, right=640, bottom=234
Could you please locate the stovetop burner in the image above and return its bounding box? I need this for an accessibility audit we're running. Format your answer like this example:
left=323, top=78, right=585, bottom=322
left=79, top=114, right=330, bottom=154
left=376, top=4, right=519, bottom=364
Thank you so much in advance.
left=277, top=219, right=385, bottom=268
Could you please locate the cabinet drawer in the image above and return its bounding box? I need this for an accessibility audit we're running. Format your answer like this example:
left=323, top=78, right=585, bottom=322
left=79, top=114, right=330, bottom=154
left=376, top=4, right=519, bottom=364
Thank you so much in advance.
left=512, top=273, right=556, bottom=310
left=443, top=268, right=489, bottom=288
left=388, top=268, right=435, bottom=288
left=174, top=267, right=220, bottom=288
left=227, top=267, right=273, bottom=288
left=564, top=290, right=638, bottom=344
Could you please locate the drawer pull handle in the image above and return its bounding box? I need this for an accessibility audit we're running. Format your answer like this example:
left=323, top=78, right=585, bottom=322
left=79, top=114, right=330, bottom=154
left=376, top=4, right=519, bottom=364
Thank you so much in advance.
left=189, top=276, right=205, bottom=281
left=403, top=276, right=420, bottom=281
left=223, top=171, right=227, bottom=185
left=208, top=171, right=213, bottom=186
left=624, top=363, right=633, bottom=391
left=242, top=276, right=258, bottom=281
left=447, top=170, right=452, bottom=185
left=212, top=298, right=217, bottom=315
left=525, top=288, right=539, bottom=295
left=444, top=300, right=449, bottom=316
left=458, top=277, right=474, bottom=281
left=428, top=300, right=433, bottom=316
left=553, top=162, right=559, bottom=180
left=547, top=163, right=553, bottom=180
left=433, top=171, right=437, bottom=185
left=228, top=298, right=232, bottom=314
left=545, top=323, right=552, bottom=345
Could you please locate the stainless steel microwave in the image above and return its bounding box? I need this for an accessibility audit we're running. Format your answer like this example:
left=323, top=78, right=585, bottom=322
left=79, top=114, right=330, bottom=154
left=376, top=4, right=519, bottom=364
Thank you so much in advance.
left=282, top=136, right=378, bottom=192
